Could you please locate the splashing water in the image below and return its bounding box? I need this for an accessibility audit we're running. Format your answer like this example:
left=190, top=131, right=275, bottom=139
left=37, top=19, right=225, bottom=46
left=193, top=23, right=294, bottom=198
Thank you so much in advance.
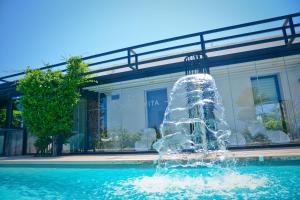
left=131, top=172, right=267, bottom=193
left=108, top=168, right=271, bottom=199
left=114, top=171, right=268, bottom=198
left=112, top=74, right=269, bottom=198
left=153, top=73, right=231, bottom=167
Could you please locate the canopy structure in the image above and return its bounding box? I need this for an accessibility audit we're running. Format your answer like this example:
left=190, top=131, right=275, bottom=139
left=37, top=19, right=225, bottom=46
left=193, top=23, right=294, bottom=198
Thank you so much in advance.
left=0, top=12, right=300, bottom=99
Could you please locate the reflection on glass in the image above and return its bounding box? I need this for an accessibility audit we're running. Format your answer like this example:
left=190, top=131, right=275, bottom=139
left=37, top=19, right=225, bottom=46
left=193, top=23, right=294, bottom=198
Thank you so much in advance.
left=251, top=75, right=287, bottom=133
left=0, top=108, right=6, bottom=128
left=12, top=99, right=23, bottom=129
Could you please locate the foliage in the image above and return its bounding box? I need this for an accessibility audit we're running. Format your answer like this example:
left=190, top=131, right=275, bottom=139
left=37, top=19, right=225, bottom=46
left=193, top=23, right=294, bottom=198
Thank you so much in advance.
left=94, top=130, right=109, bottom=150
left=261, top=115, right=287, bottom=132
left=0, top=108, right=22, bottom=128
left=17, top=57, right=92, bottom=155
left=263, top=116, right=282, bottom=130
left=12, top=110, right=22, bottom=128
left=119, top=129, right=140, bottom=149
left=0, top=109, right=6, bottom=127
left=100, top=128, right=140, bottom=150
left=34, top=136, right=52, bottom=155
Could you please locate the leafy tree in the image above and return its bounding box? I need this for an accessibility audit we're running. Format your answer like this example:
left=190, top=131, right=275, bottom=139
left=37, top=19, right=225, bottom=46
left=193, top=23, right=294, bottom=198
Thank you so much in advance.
left=17, top=57, right=91, bottom=156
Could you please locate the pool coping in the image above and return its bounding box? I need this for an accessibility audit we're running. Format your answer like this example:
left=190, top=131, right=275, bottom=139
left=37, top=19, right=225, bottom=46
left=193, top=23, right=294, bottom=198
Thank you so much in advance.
left=0, top=147, right=300, bottom=166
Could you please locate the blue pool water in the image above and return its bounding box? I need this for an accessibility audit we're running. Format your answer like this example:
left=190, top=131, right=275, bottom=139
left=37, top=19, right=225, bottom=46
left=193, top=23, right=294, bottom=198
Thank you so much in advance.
left=0, top=161, right=299, bottom=200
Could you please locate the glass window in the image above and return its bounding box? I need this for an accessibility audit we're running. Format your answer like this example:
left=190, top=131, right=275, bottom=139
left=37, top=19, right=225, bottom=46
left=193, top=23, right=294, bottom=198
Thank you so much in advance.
left=12, top=99, right=23, bottom=129
left=146, top=88, right=168, bottom=129
left=251, top=75, right=287, bottom=132
left=0, top=108, right=6, bottom=128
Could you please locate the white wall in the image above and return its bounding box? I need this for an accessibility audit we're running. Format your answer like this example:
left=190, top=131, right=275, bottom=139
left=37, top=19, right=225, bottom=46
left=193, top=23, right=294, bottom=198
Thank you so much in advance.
left=86, top=55, right=300, bottom=139
left=106, top=81, right=175, bottom=133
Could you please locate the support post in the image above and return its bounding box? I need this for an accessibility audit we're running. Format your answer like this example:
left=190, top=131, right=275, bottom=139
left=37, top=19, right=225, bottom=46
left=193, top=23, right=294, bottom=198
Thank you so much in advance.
left=134, top=54, right=139, bottom=70
left=289, top=17, right=296, bottom=36
left=22, top=127, right=27, bottom=155
left=127, top=49, right=131, bottom=67
left=200, top=34, right=207, bottom=59
left=282, top=27, right=288, bottom=45
left=288, top=17, right=296, bottom=44
left=128, top=49, right=138, bottom=70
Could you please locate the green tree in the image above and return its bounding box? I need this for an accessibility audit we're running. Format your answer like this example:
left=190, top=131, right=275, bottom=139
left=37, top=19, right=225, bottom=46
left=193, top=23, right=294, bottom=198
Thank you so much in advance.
left=17, top=57, right=91, bottom=156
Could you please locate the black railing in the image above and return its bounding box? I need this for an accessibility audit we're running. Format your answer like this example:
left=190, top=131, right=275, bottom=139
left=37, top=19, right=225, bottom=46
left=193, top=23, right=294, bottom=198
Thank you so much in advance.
left=0, top=12, right=300, bottom=93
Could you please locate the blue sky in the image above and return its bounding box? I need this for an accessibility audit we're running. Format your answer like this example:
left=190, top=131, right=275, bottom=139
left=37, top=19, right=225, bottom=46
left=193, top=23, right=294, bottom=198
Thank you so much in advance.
left=0, top=0, right=299, bottom=77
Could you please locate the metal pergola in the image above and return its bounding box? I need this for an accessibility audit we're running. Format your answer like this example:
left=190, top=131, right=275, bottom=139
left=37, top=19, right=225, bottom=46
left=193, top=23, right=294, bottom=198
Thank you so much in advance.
left=0, top=12, right=300, bottom=98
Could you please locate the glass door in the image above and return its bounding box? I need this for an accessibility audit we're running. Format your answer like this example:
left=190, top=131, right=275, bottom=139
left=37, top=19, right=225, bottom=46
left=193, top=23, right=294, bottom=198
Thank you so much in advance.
left=146, top=88, right=168, bottom=129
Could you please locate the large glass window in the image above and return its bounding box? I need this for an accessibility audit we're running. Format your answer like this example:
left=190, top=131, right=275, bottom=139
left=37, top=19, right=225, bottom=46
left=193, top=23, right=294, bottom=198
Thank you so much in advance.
left=0, top=99, right=23, bottom=129
left=67, top=98, right=87, bottom=153
left=12, top=99, right=23, bottom=129
left=0, top=98, right=8, bottom=128
left=87, top=92, right=99, bottom=151
left=0, top=98, right=23, bottom=156
left=251, top=75, right=287, bottom=132
left=211, top=57, right=299, bottom=147
left=0, top=108, right=6, bottom=128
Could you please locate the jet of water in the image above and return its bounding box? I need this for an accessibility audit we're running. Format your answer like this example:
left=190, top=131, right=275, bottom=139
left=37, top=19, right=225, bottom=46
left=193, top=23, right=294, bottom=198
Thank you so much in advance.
left=153, top=73, right=231, bottom=167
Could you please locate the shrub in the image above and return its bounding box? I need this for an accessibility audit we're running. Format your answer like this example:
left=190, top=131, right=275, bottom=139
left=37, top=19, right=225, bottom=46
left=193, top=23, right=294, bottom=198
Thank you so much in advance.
left=17, top=57, right=92, bottom=156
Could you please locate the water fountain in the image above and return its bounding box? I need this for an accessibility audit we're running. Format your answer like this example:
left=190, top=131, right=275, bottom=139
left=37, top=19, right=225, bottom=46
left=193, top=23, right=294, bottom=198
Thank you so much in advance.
left=110, top=71, right=269, bottom=199
left=153, top=73, right=231, bottom=168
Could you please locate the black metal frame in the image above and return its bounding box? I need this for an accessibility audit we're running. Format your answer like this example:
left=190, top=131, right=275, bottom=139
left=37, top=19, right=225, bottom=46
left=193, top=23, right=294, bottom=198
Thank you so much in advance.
left=0, top=12, right=300, bottom=97
left=0, top=131, right=5, bottom=156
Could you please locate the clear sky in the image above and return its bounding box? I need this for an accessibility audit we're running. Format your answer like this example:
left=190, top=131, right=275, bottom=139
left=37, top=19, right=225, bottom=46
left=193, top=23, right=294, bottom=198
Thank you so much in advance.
left=0, top=0, right=299, bottom=77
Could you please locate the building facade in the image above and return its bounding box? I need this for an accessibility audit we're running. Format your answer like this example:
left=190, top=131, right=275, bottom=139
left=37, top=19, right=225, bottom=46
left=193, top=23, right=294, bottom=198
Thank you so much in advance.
left=63, top=55, right=300, bottom=153
left=1, top=13, right=300, bottom=155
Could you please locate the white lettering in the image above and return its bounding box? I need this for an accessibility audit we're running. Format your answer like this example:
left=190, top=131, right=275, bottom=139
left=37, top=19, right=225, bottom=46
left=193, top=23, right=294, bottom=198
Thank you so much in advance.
left=148, top=99, right=160, bottom=107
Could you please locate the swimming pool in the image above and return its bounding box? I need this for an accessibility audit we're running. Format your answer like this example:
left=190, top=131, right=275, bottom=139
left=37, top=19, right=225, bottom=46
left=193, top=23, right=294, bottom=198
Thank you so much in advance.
left=0, top=160, right=299, bottom=200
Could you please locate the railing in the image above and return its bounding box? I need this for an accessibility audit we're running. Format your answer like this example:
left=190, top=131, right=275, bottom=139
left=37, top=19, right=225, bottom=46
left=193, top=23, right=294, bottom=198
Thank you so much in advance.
left=0, top=12, right=300, bottom=95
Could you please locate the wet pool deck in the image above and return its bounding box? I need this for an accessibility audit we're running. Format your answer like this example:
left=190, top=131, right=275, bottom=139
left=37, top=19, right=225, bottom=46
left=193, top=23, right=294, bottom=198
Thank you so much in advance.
left=0, top=147, right=300, bottom=165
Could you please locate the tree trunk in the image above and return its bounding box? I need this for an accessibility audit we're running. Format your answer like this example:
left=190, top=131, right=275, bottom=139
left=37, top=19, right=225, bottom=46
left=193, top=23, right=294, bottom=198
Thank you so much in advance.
left=52, top=137, right=58, bottom=156
left=57, top=135, right=64, bottom=156
left=52, top=135, right=64, bottom=156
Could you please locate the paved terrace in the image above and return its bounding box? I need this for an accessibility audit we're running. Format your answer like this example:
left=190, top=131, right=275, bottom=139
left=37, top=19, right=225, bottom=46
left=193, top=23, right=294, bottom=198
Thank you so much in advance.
left=0, top=147, right=300, bottom=165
